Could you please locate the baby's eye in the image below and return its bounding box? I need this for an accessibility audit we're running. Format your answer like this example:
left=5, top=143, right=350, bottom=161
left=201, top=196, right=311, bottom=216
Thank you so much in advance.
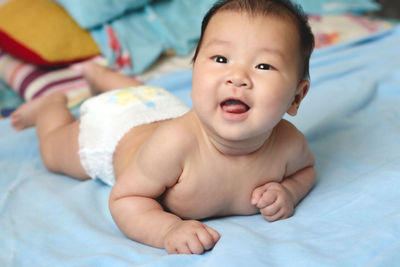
left=256, top=63, right=272, bottom=70
left=213, top=56, right=228, bottom=64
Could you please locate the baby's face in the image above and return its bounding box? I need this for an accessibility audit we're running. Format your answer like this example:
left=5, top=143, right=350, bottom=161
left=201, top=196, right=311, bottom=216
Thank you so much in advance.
left=191, top=10, right=304, bottom=142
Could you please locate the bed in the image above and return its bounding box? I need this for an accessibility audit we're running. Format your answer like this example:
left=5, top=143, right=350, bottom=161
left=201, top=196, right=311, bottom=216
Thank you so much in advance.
left=1, top=1, right=400, bottom=266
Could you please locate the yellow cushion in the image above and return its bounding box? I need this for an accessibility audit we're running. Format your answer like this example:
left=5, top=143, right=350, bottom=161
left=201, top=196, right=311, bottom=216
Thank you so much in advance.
left=0, top=0, right=100, bottom=65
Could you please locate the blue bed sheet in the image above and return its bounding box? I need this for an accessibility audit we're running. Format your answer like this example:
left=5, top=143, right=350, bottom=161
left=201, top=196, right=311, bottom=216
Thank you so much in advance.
left=1, top=25, right=400, bottom=266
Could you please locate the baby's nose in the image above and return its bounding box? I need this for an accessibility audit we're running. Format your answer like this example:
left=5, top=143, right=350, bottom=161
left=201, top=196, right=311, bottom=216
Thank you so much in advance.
left=226, top=79, right=249, bottom=87
left=226, top=67, right=252, bottom=89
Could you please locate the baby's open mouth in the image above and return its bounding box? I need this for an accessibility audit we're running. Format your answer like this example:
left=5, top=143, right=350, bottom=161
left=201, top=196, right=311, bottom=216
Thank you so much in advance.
left=220, top=99, right=250, bottom=114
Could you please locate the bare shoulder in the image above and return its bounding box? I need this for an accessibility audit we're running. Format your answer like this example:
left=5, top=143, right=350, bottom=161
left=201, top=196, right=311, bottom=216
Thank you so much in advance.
left=146, top=111, right=197, bottom=156
left=134, top=112, right=197, bottom=180
left=111, top=112, right=196, bottom=200
left=275, top=119, right=314, bottom=176
left=274, top=119, right=304, bottom=142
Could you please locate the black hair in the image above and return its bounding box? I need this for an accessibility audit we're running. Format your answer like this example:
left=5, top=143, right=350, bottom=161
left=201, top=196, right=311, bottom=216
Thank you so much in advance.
left=192, top=0, right=315, bottom=80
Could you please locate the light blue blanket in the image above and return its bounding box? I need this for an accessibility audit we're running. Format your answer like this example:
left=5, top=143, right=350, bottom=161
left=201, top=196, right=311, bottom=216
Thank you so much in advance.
left=1, top=25, right=400, bottom=266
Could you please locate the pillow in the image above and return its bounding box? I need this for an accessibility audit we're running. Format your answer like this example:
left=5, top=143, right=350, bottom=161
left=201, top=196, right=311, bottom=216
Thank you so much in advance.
left=53, top=0, right=152, bottom=29
left=0, top=0, right=100, bottom=67
left=0, top=50, right=91, bottom=109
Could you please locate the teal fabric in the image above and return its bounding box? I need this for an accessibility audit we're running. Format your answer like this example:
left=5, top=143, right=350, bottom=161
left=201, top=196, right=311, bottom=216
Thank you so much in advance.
left=53, top=0, right=152, bottom=29
left=90, top=0, right=215, bottom=74
left=51, top=0, right=382, bottom=74
left=88, top=0, right=381, bottom=74
left=0, top=80, right=22, bottom=117
left=52, top=0, right=381, bottom=74
left=53, top=0, right=381, bottom=30
left=293, top=0, right=380, bottom=14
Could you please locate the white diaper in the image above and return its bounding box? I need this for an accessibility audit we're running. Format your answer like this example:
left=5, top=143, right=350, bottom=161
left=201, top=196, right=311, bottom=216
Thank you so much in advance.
left=78, top=86, right=190, bottom=186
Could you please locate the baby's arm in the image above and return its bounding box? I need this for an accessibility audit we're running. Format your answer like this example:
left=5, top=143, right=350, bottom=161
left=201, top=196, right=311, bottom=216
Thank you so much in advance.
left=252, top=127, right=316, bottom=221
left=109, top=124, right=219, bottom=254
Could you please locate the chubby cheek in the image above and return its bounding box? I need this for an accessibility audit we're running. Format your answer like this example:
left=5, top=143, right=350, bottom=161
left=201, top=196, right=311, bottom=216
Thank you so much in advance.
left=257, top=88, right=294, bottom=118
left=191, top=89, right=205, bottom=113
left=191, top=69, right=219, bottom=110
left=191, top=88, right=209, bottom=121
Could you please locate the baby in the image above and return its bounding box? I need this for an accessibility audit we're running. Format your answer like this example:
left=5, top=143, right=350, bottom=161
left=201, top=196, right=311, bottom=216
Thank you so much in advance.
left=11, top=0, right=316, bottom=254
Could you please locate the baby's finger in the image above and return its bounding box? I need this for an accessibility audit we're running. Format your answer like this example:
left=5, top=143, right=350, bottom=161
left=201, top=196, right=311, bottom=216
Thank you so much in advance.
left=176, top=242, right=192, bottom=254
left=205, top=225, right=220, bottom=243
left=197, top=226, right=220, bottom=251
left=256, top=192, right=277, bottom=209
left=261, top=203, right=280, bottom=217
left=262, top=207, right=284, bottom=222
left=187, top=236, right=205, bottom=254
left=251, top=185, right=268, bottom=205
left=166, top=247, right=178, bottom=254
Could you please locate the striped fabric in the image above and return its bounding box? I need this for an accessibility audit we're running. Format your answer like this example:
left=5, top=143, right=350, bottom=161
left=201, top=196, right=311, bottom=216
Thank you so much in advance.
left=0, top=50, right=90, bottom=109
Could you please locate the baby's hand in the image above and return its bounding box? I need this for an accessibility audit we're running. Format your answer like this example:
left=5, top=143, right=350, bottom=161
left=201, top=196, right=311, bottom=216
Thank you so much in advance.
left=163, top=220, right=220, bottom=254
left=251, top=182, right=294, bottom=221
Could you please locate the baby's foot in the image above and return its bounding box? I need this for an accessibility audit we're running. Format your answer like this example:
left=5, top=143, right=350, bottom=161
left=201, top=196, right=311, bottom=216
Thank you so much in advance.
left=72, top=61, right=142, bottom=94
left=70, top=56, right=108, bottom=73
left=71, top=60, right=111, bottom=95
left=10, top=94, right=56, bottom=131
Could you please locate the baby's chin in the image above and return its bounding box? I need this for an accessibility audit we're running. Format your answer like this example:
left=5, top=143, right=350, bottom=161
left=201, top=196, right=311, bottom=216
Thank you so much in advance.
left=212, top=127, right=268, bottom=149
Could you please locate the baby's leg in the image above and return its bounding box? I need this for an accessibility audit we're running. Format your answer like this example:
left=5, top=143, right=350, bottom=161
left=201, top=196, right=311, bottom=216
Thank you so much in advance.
left=34, top=94, right=89, bottom=180
left=74, top=61, right=143, bottom=94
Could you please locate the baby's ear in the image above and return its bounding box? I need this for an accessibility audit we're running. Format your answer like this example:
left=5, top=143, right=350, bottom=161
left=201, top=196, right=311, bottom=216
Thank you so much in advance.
left=287, top=80, right=310, bottom=116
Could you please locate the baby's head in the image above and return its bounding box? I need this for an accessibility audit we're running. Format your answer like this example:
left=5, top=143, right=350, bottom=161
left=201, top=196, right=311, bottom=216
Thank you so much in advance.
left=190, top=0, right=315, bottom=144
left=193, top=0, right=314, bottom=81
